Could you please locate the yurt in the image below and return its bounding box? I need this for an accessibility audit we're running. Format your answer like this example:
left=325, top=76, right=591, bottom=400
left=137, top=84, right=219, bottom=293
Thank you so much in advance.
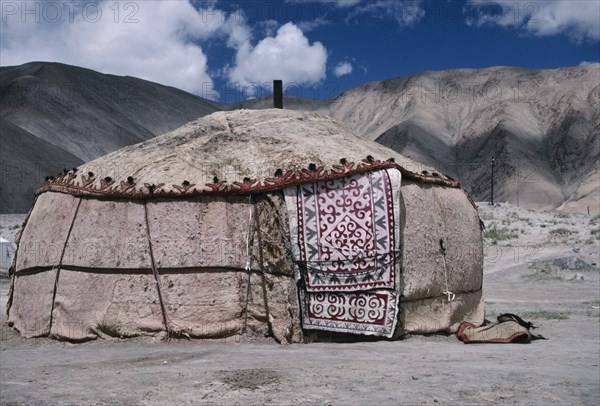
left=0, top=237, right=15, bottom=272
left=7, top=109, right=484, bottom=343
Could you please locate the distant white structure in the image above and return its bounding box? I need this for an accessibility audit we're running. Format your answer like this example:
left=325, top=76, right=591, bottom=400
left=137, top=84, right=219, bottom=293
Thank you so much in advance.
left=0, top=237, right=16, bottom=271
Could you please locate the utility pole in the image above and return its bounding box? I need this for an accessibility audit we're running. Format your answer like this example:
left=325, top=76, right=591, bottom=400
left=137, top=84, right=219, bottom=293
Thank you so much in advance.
left=490, top=156, right=495, bottom=206
left=516, top=171, right=520, bottom=207
left=514, top=162, right=520, bottom=207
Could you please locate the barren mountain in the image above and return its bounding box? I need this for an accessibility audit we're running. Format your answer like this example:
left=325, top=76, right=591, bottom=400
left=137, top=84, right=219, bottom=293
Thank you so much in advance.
left=1, top=62, right=598, bottom=214
left=0, top=62, right=220, bottom=212
left=328, top=66, right=600, bottom=214
left=0, top=118, right=83, bottom=213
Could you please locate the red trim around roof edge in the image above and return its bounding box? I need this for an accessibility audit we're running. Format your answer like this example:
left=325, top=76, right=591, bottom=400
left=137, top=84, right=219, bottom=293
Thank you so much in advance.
left=36, top=159, right=461, bottom=200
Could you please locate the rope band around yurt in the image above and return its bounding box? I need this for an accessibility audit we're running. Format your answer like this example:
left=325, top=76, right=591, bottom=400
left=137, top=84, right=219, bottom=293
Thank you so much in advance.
left=242, top=195, right=255, bottom=334
left=241, top=196, right=273, bottom=338
left=255, top=202, right=274, bottom=338
left=432, top=192, right=455, bottom=302
left=49, top=197, right=83, bottom=331
left=143, top=203, right=172, bottom=337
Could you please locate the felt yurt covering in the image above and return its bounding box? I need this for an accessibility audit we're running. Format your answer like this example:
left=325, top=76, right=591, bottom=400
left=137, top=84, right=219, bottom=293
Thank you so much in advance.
left=7, top=109, right=484, bottom=343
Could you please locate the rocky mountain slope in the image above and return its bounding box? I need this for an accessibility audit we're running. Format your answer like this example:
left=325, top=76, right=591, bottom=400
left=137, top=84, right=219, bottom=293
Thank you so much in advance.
left=1, top=62, right=220, bottom=212
left=1, top=62, right=598, bottom=214
left=328, top=66, right=599, bottom=213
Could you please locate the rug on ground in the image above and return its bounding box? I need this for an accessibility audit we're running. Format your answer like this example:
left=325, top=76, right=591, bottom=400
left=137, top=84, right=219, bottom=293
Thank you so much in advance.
left=284, top=168, right=402, bottom=337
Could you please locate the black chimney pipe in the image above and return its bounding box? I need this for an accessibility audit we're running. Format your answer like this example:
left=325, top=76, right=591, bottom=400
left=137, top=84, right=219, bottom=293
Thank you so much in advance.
left=273, top=80, right=283, bottom=109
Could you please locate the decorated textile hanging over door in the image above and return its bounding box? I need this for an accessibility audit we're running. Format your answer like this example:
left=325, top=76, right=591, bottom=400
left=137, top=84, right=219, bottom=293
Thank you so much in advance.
left=284, top=168, right=402, bottom=337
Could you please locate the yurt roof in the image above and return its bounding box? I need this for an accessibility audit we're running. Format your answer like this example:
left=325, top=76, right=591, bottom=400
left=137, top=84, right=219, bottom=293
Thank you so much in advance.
left=39, top=109, right=459, bottom=199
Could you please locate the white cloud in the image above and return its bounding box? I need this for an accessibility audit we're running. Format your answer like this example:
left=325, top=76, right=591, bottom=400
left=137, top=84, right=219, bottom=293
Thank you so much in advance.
left=579, top=61, right=600, bottom=66
left=348, top=0, right=425, bottom=26
left=465, top=0, right=600, bottom=42
left=333, top=0, right=362, bottom=7
left=1, top=2, right=331, bottom=97
left=258, top=19, right=280, bottom=37
left=0, top=1, right=228, bottom=96
left=334, top=61, right=353, bottom=77
left=287, top=0, right=425, bottom=26
left=287, top=0, right=362, bottom=8
left=297, top=16, right=330, bottom=32
left=228, top=22, right=327, bottom=89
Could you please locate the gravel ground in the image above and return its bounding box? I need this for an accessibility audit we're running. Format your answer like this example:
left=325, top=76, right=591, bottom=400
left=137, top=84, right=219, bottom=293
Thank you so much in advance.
left=1, top=204, right=599, bottom=405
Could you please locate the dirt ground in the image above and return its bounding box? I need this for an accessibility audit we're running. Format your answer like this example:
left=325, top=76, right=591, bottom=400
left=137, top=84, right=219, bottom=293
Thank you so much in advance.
left=1, top=203, right=599, bottom=405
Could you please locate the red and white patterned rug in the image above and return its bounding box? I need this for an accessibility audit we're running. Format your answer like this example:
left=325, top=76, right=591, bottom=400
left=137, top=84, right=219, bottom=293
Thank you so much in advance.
left=285, top=169, right=402, bottom=337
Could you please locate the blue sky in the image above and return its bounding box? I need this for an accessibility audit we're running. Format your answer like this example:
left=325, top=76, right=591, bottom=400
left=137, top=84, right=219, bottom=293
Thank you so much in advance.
left=1, top=0, right=599, bottom=102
